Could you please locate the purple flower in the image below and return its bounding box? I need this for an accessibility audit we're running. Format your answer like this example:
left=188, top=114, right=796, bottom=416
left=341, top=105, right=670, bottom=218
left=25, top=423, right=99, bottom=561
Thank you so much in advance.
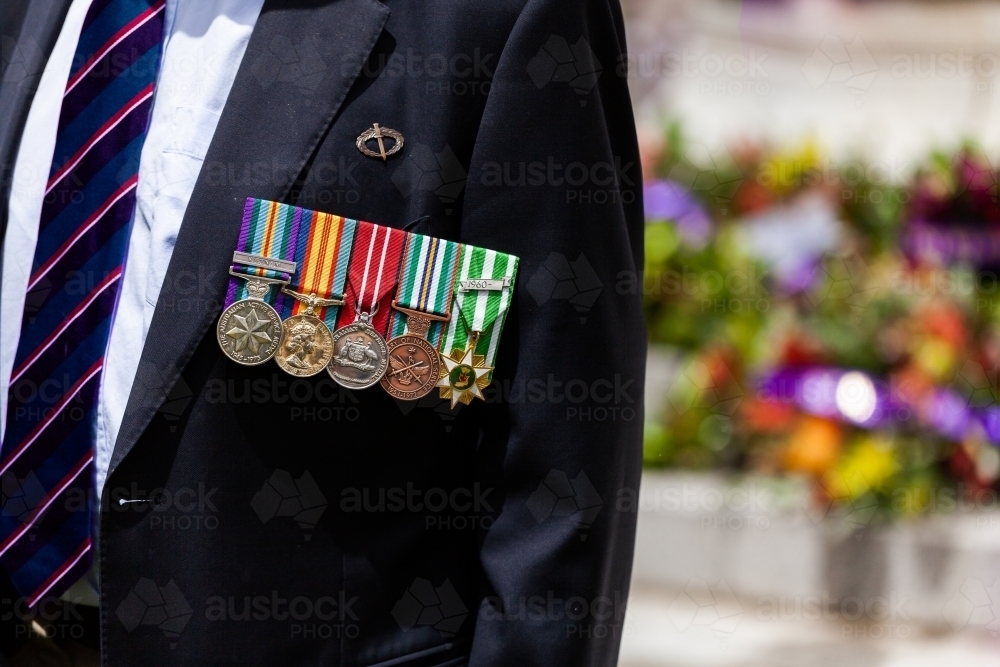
left=978, top=406, right=1000, bottom=446
left=644, top=179, right=712, bottom=248
left=924, top=389, right=971, bottom=441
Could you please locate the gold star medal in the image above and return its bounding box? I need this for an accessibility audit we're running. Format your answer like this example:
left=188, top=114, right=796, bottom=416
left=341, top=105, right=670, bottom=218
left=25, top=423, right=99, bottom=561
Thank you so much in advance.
left=436, top=245, right=519, bottom=406
left=438, top=332, right=493, bottom=408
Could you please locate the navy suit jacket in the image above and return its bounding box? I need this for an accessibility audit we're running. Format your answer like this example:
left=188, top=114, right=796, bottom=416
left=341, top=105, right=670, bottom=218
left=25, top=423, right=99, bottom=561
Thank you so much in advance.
left=0, top=1, right=645, bottom=665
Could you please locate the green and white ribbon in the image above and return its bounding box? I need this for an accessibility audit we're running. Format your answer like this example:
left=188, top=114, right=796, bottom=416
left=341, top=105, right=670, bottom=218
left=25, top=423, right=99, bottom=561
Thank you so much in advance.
left=388, top=233, right=463, bottom=346
left=439, top=245, right=519, bottom=369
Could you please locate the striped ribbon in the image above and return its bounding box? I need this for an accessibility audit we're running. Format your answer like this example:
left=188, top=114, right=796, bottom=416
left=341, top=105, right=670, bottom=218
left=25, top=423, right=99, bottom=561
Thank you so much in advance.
left=439, top=246, right=519, bottom=371
left=283, top=204, right=356, bottom=328
left=224, top=200, right=358, bottom=329
left=388, top=234, right=463, bottom=346
left=224, top=198, right=302, bottom=304
left=335, top=221, right=406, bottom=336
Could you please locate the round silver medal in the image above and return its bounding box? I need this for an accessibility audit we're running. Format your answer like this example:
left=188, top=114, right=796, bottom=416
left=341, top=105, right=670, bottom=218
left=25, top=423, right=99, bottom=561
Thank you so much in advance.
left=327, top=313, right=388, bottom=389
left=217, top=299, right=283, bottom=365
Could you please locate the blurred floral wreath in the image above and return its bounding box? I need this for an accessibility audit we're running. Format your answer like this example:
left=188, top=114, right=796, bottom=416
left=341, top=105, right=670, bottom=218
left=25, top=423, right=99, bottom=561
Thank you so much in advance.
left=642, top=122, right=1000, bottom=521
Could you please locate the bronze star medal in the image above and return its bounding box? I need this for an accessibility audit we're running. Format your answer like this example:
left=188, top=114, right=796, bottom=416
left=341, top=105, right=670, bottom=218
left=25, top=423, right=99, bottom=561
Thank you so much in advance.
left=217, top=270, right=287, bottom=366
left=228, top=308, right=273, bottom=353
left=437, top=333, right=492, bottom=408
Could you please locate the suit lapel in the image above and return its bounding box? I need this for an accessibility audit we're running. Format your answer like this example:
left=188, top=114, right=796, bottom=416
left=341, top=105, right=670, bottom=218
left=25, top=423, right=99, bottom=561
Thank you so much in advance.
left=110, top=0, right=390, bottom=473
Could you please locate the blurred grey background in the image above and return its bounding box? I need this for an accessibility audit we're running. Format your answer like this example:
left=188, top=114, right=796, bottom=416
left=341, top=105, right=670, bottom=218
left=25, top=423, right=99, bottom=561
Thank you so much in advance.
left=619, top=1, right=1000, bottom=665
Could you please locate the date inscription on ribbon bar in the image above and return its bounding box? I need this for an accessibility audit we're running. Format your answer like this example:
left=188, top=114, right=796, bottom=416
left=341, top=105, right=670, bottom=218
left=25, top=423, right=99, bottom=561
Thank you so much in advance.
left=458, top=278, right=511, bottom=292
left=232, top=252, right=297, bottom=274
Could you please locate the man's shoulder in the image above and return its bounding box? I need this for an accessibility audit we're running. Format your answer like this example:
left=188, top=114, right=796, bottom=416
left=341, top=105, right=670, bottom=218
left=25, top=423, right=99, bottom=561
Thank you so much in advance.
left=389, top=0, right=528, bottom=32
left=385, top=0, right=618, bottom=51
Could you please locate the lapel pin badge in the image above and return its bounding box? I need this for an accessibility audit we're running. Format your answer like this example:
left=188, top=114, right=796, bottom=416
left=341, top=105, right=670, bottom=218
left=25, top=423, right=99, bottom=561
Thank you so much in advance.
left=357, top=123, right=404, bottom=161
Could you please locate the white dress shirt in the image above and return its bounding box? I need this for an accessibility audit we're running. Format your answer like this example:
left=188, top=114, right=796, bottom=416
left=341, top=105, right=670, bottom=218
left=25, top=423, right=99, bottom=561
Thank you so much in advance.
left=1, top=0, right=266, bottom=498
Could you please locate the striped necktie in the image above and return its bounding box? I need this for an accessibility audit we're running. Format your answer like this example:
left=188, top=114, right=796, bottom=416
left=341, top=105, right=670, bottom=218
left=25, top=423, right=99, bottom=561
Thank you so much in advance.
left=0, top=0, right=165, bottom=606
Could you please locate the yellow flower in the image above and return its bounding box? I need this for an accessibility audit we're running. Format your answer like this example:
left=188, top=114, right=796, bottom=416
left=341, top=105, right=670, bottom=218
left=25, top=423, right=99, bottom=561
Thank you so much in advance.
left=757, top=141, right=823, bottom=195
left=912, top=337, right=956, bottom=381
left=822, top=435, right=898, bottom=501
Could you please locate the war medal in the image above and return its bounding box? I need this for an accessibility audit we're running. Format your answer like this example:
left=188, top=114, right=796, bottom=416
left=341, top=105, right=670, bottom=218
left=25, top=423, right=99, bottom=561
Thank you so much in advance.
left=382, top=307, right=447, bottom=400
left=437, top=246, right=519, bottom=407
left=275, top=289, right=341, bottom=377
left=217, top=199, right=302, bottom=366
left=273, top=203, right=357, bottom=377
left=329, top=222, right=406, bottom=389
left=381, top=234, right=463, bottom=400
left=217, top=265, right=289, bottom=366
left=330, top=313, right=387, bottom=389
left=438, top=330, right=491, bottom=407
left=220, top=198, right=520, bottom=403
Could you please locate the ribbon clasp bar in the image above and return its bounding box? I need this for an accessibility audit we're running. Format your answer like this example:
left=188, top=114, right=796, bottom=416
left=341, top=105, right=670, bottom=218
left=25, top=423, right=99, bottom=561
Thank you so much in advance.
left=232, top=251, right=297, bottom=274
left=458, top=277, right=512, bottom=292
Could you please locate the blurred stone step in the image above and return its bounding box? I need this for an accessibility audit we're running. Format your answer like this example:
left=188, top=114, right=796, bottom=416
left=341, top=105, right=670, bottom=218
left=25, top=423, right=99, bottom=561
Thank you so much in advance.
left=630, top=471, right=1000, bottom=632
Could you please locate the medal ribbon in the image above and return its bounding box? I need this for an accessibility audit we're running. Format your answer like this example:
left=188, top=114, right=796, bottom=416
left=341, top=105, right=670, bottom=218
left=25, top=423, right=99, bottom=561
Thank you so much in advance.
left=388, top=233, right=463, bottom=346
left=336, top=221, right=407, bottom=335
left=439, top=246, right=519, bottom=368
left=283, top=206, right=358, bottom=328
left=224, top=198, right=302, bottom=308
